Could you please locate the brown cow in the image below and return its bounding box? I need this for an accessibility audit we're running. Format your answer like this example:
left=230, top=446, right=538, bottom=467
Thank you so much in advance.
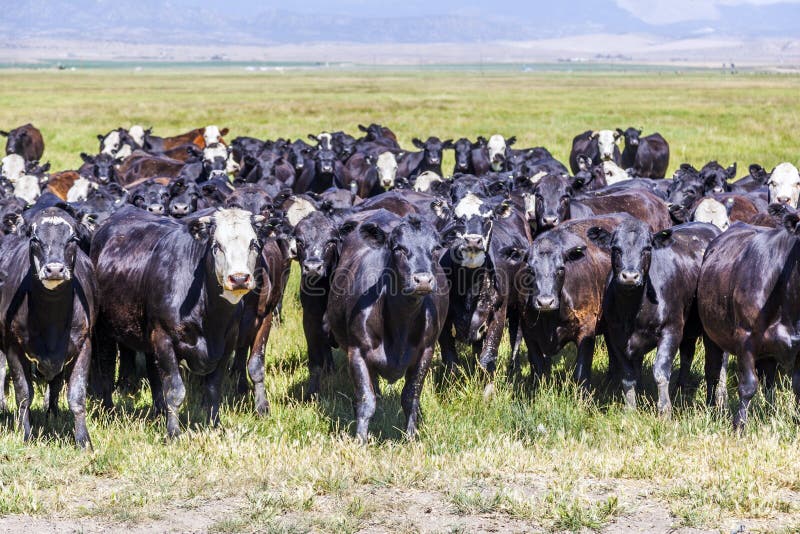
left=1, top=123, right=44, bottom=162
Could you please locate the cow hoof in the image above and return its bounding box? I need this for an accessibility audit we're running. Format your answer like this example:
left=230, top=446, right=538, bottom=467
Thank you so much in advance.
left=658, top=402, right=672, bottom=418
left=483, top=382, right=496, bottom=400
left=75, top=434, right=93, bottom=450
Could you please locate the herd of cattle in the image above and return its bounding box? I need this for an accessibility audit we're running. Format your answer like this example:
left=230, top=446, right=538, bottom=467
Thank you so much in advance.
left=1, top=121, right=799, bottom=447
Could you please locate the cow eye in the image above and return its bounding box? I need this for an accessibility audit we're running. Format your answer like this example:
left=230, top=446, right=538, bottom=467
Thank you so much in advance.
left=212, top=243, right=221, bottom=253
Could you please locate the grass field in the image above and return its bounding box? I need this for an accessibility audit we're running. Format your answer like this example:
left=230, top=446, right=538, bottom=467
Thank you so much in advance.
left=1, top=70, right=800, bottom=533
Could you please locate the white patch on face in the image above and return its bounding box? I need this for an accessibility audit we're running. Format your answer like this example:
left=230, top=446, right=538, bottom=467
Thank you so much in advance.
left=31, top=244, right=71, bottom=288
left=413, top=170, right=442, bottom=193
left=317, top=132, right=332, bottom=150
left=487, top=134, right=506, bottom=171
left=768, top=162, right=800, bottom=207
left=522, top=192, right=536, bottom=220
left=454, top=193, right=484, bottom=219
left=602, top=160, right=629, bottom=185
left=1, top=154, right=26, bottom=181
left=129, top=125, right=145, bottom=147
left=13, top=174, right=41, bottom=203
left=286, top=197, right=317, bottom=227
left=211, top=208, right=258, bottom=297
left=693, top=198, right=730, bottom=231
left=101, top=130, right=121, bottom=156
left=203, top=125, right=222, bottom=146
left=40, top=216, right=73, bottom=232
left=595, top=130, right=618, bottom=161
left=529, top=170, right=547, bottom=184
left=376, top=151, right=398, bottom=189
left=67, top=177, right=97, bottom=202
left=460, top=250, right=486, bottom=269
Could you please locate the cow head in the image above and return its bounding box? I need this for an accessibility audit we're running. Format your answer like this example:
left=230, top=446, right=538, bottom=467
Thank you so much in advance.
left=28, top=208, right=83, bottom=291
left=1, top=154, right=26, bottom=182
left=314, top=148, right=337, bottom=177
left=1, top=127, right=29, bottom=155
left=189, top=208, right=262, bottom=303
left=588, top=219, right=672, bottom=290
left=453, top=138, right=473, bottom=172
left=288, top=143, right=311, bottom=172
left=533, top=174, right=573, bottom=230
left=203, top=125, right=229, bottom=147
left=168, top=178, right=202, bottom=218
left=332, top=132, right=357, bottom=161
left=376, top=151, right=400, bottom=189
left=666, top=164, right=703, bottom=223
left=412, top=136, right=450, bottom=168
left=226, top=183, right=272, bottom=217
left=507, top=231, right=586, bottom=312
left=130, top=179, right=170, bottom=215
left=412, top=171, right=443, bottom=193
left=13, top=174, right=43, bottom=203
left=619, top=127, right=641, bottom=149
left=443, top=197, right=512, bottom=269
left=99, top=128, right=135, bottom=159
left=767, top=162, right=800, bottom=207
left=293, top=210, right=340, bottom=281
left=66, top=176, right=99, bottom=203
left=699, top=161, right=735, bottom=194
left=487, top=134, right=514, bottom=171
left=591, top=130, right=620, bottom=161
left=691, top=197, right=731, bottom=231
left=203, top=143, right=238, bottom=178
left=80, top=152, right=119, bottom=185
left=128, top=125, right=146, bottom=148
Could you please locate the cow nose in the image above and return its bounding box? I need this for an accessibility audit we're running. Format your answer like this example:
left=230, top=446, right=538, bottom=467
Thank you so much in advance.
left=147, top=204, right=165, bottom=214
left=411, top=272, right=435, bottom=293
left=542, top=215, right=559, bottom=226
left=777, top=196, right=791, bottom=204
left=463, top=235, right=484, bottom=250
left=44, top=262, right=66, bottom=279
left=619, top=270, right=642, bottom=285
left=227, top=273, right=252, bottom=289
left=171, top=203, right=190, bottom=216
left=535, top=296, right=556, bottom=310
left=302, top=260, right=325, bottom=278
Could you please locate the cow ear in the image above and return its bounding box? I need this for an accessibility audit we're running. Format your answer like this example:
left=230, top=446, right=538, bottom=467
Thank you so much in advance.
left=724, top=197, right=735, bottom=217
left=220, top=127, right=229, bottom=137
left=189, top=215, right=212, bottom=240
left=97, top=134, right=104, bottom=141
left=586, top=226, right=612, bottom=249
left=493, top=201, right=513, bottom=219
left=782, top=213, right=800, bottom=234
left=395, top=152, right=405, bottom=161
left=412, top=138, right=424, bottom=149
left=307, top=134, right=318, bottom=142
left=2, top=213, right=23, bottom=234
left=749, top=164, right=768, bottom=184
left=442, top=139, right=454, bottom=149
left=726, top=162, right=737, bottom=179
left=80, top=152, right=92, bottom=163
left=358, top=124, right=368, bottom=133
left=338, top=219, right=359, bottom=238
left=500, top=245, right=527, bottom=264
left=652, top=229, right=674, bottom=249
left=476, top=136, right=487, bottom=145
left=0, top=130, right=8, bottom=137
left=616, top=128, right=624, bottom=137
left=430, top=199, right=451, bottom=220
left=571, top=176, right=586, bottom=191
left=40, top=162, right=50, bottom=172
left=564, top=246, right=586, bottom=262
left=590, top=131, right=599, bottom=139
left=768, top=202, right=789, bottom=219
left=359, top=222, right=387, bottom=248
left=506, top=136, right=516, bottom=146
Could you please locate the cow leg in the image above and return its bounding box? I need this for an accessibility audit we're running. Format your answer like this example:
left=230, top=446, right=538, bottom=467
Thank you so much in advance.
left=478, top=306, right=506, bottom=376
left=506, top=309, right=523, bottom=380
left=402, top=347, right=434, bottom=440
left=756, top=358, right=778, bottom=406
left=47, top=373, right=64, bottom=417
left=117, top=347, right=141, bottom=394
left=67, top=340, right=93, bottom=449
left=231, top=346, right=250, bottom=396
left=304, top=309, right=331, bottom=400
left=733, top=346, right=758, bottom=430
left=573, top=336, right=596, bottom=392
left=437, top=319, right=459, bottom=373
left=792, top=358, right=800, bottom=417
left=677, top=336, right=697, bottom=392
left=703, top=335, right=727, bottom=409
left=145, top=353, right=166, bottom=416
left=153, top=329, right=185, bottom=438
left=91, top=326, right=117, bottom=410
left=202, top=362, right=226, bottom=428
left=0, top=350, right=7, bottom=412
left=6, top=346, right=33, bottom=441
left=653, top=332, right=681, bottom=416
left=523, top=333, right=548, bottom=385
left=348, top=347, right=376, bottom=443
left=620, top=353, right=642, bottom=410
left=248, top=314, right=273, bottom=417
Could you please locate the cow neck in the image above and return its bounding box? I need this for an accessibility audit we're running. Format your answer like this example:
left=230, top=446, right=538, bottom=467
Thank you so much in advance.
left=610, top=277, right=652, bottom=326
left=384, top=268, right=426, bottom=326
left=28, top=271, right=75, bottom=336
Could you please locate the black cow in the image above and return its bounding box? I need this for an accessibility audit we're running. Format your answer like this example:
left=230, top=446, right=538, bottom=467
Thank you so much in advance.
left=618, top=128, right=670, bottom=179
left=92, top=206, right=264, bottom=437
left=0, top=207, right=95, bottom=447
left=397, top=137, right=452, bottom=179
left=327, top=210, right=448, bottom=441
left=79, top=152, right=120, bottom=185
left=569, top=130, right=622, bottom=174
left=129, top=179, right=170, bottom=215
left=1, top=123, right=45, bottom=162
left=588, top=220, right=721, bottom=414
left=698, top=216, right=800, bottom=429
left=167, top=178, right=207, bottom=218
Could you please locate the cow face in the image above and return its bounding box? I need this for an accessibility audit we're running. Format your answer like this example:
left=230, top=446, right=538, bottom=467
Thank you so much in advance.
left=28, top=209, right=81, bottom=290
left=768, top=162, right=800, bottom=207
left=288, top=144, right=310, bottom=172
left=226, top=183, right=272, bottom=217
left=190, top=208, right=262, bottom=303
left=620, top=127, right=641, bottom=149
left=332, top=132, right=357, bottom=161
left=128, top=125, right=146, bottom=148
left=413, top=171, right=443, bottom=193
left=384, top=216, right=442, bottom=296
left=453, top=138, right=472, bottom=172
left=131, top=180, right=170, bottom=215
left=314, top=148, right=337, bottom=177
left=99, top=129, right=134, bottom=159
left=376, top=151, right=399, bottom=189
left=487, top=134, right=511, bottom=171
left=444, top=198, right=512, bottom=269
left=699, top=161, right=736, bottom=194
left=13, top=174, right=42, bottom=203
left=533, top=174, right=573, bottom=230
left=1, top=154, right=26, bottom=182
left=412, top=136, right=449, bottom=168
left=518, top=233, right=586, bottom=311
left=692, top=197, right=731, bottom=231
left=203, top=125, right=228, bottom=147
left=203, top=143, right=238, bottom=177
left=80, top=152, right=118, bottom=185
left=666, top=166, right=703, bottom=222
left=601, top=160, right=629, bottom=185
left=588, top=219, right=672, bottom=289
left=168, top=179, right=202, bottom=218
left=293, top=211, right=339, bottom=281
left=67, top=176, right=98, bottom=203
left=2, top=127, right=28, bottom=156
left=591, top=130, right=620, bottom=161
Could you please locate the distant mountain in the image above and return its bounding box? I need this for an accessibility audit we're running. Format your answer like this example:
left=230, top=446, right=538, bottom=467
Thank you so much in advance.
left=1, top=0, right=796, bottom=47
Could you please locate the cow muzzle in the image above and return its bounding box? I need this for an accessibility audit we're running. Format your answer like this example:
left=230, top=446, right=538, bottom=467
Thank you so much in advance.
left=147, top=204, right=165, bottom=215
left=534, top=295, right=558, bottom=311
left=225, top=272, right=253, bottom=292
left=39, top=262, right=70, bottom=288
left=618, top=270, right=642, bottom=286
left=171, top=203, right=191, bottom=217
left=410, top=272, right=435, bottom=295
left=301, top=260, right=325, bottom=279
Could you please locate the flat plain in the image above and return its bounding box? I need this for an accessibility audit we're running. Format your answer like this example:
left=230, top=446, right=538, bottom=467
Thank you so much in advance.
left=0, top=69, right=799, bottom=533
